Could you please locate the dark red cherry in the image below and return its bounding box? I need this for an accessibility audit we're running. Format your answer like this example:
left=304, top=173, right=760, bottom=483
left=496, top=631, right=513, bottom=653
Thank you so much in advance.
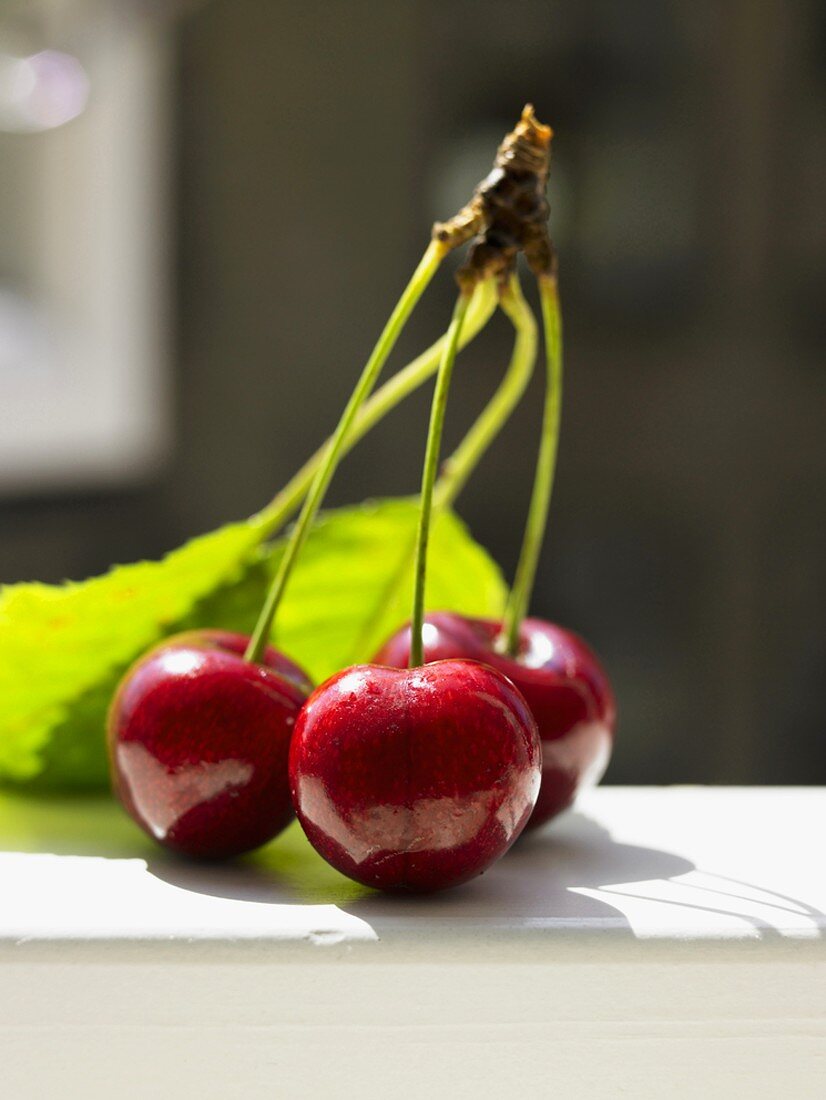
left=375, top=613, right=615, bottom=829
left=288, top=659, right=541, bottom=892
left=108, top=630, right=310, bottom=859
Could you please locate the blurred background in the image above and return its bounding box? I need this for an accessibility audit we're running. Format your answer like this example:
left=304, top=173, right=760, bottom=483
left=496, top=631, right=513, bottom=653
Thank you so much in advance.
left=1, top=0, right=824, bottom=786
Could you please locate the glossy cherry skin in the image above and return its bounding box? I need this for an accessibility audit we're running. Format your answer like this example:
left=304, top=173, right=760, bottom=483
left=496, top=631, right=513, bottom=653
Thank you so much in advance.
left=185, top=629, right=313, bottom=695
left=375, top=613, right=615, bottom=829
left=108, top=630, right=311, bottom=859
left=289, top=659, right=541, bottom=892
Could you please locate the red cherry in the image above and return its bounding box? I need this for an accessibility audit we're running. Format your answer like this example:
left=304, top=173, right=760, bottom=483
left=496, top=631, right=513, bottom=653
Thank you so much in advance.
left=288, top=660, right=541, bottom=892
left=375, top=613, right=615, bottom=829
left=108, top=630, right=310, bottom=859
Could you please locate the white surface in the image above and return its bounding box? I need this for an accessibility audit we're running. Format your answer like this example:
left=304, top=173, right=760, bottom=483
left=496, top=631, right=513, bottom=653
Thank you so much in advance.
left=1, top=786, right=824, bottom=1099
left=1, top=785, right=824, bottom=948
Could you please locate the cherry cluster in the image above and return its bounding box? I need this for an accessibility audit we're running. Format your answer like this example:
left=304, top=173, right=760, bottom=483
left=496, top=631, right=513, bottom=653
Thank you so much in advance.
left=107, top=108, right=616, bottom=893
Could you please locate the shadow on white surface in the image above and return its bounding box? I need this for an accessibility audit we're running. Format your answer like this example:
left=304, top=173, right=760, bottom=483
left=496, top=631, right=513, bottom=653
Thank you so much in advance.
left=147, top=809, right=826, bottom=941
left=0, top=789, right=823, bottom=943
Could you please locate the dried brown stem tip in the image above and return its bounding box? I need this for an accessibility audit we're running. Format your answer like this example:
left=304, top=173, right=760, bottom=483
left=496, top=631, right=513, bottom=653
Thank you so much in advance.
left=433, top=105, right=555, bottom=291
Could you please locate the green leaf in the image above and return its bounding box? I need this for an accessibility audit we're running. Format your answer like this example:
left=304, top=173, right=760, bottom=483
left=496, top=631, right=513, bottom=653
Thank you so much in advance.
left=0, top=521, right=263, bottom=787
left=185, top=499, right=507, bottom=682
left=0, top=499, right=506, bottom=790
left=264, top=498, right=506, bottom=683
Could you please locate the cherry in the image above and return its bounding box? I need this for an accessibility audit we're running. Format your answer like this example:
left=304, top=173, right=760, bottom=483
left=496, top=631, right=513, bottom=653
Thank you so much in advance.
left=288, top=659, right=541, bottom=892
left=107, top=630, right=310, bottom=859
left=375, top=612, right=615, bottom=828
left=288, top=122, right=557, bottom=893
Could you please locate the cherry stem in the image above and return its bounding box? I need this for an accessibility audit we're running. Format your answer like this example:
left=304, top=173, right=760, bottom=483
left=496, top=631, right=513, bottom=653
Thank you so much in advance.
left=245, top=240, right=446, bottom=664
left=343, top=280, right=536, bottom=666
left=434, top=273, right=537, bottom=511
left=499, top=272, right=562, bottom=656
left=409, top=292, right=471, bottom=668
left=250, top=278, right=498, bottom=540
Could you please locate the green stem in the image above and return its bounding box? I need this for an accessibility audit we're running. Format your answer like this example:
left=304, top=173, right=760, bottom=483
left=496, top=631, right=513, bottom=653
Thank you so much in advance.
left=434, top=273, right=537, bottom=511
left=344, top=281, right=536, bottom=665
left=409, top=292, right=471, bottom=668
left=250, top=278, right=497, bottom=540
left=245, top=240, right=445, bottom=663
left=500, top=272, right=563, bottom=655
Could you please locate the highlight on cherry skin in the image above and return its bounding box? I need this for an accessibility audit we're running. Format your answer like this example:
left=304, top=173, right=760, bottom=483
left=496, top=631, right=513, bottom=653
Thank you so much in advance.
left=107, top=629, right=311, bottom=859
left=288, top=658, right=542, bottom=893
left=374, top=612, right=616, bottom=829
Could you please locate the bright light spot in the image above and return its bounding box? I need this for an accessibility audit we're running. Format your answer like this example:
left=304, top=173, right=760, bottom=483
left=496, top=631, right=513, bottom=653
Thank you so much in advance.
left=522, top=629, right=557, bottom=669
left=161, top=649, right=204, bottom=677
left=335, top=669, right=369, bottom=696
left=0, top=50, right=89, bottom=133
